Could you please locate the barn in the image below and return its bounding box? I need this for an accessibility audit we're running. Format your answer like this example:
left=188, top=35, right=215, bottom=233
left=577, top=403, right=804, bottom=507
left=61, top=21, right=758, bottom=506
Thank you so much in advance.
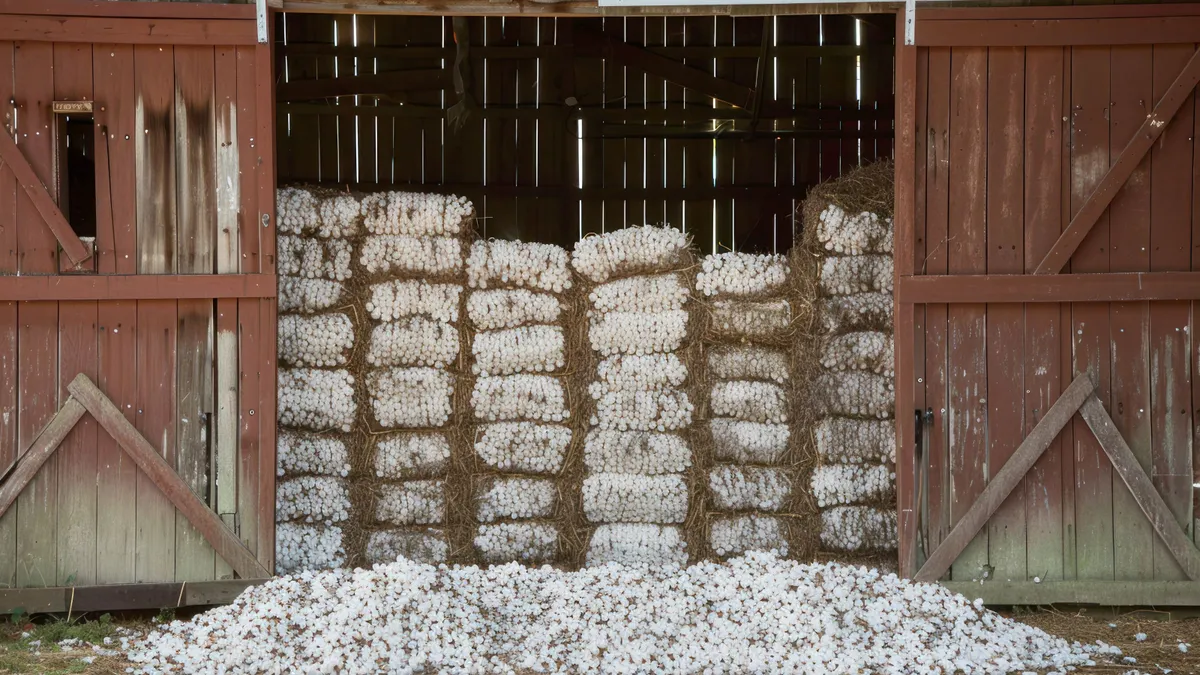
left=0, top=0, right=1196, bottom=614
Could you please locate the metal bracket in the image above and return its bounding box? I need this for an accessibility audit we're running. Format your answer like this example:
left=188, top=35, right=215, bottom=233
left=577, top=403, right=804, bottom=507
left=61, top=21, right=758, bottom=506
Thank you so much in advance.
left=904, top=0, right=916, bottom=45
left=256, top=0, right=269, bottom=45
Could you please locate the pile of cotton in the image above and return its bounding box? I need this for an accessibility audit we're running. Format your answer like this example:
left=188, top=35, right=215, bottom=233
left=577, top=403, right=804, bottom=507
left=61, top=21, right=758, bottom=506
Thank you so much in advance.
left=278, top=277, right=345, bottom=314
left=576, top=228, right=694, bottom=565
left=375, top=480, right=446, bottom=526
left=366, top=280, right=461, bottom=323
left=466, top=241, right=573, bottom=564
left=700, top=252, right=795, bottom=558
left=126, top=551, right=1115, bottom=674
left=276, top=476, right=350, bottom=525
left=366, top=528, right=448, bottom=565
left=277, top=431, right=350, bottom=478
left=278, top=235, right=353, bottom=281
left=373, top=432, right=451, bottom=479
left=367, top=317, right=459, bottom=368
left=807, top=200, right=897, bottom=554
left=360, top=191, right=472, bottom=236
left=276, top=186, right=319, bottom=235
left=370, top=368, right=455, bottom=428
left=277, top=369, right=356, bottom=432
left=360, top=234, right=463, bottom=276
left=275, top=522, right=344, bottom=574
left=278, top=313, right=354, bottom=367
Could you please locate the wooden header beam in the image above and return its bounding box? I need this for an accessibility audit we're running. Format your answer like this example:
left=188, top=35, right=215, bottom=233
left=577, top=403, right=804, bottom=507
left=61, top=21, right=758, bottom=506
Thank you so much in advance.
left=0, top=14, right=257, bottom=46
left=917, top=16, right=1200, bottom=47
left=897, top=271, right=1200, bottom=304
left=0, top=274, right=276, bottom=302
left=0, top=0, right=255, bottom=19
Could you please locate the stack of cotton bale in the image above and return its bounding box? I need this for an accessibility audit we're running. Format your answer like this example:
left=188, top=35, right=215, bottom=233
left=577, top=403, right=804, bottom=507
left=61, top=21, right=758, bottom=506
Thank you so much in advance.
left=800, top=162, right=898, bottom=557
left=465, top=241, right=574, bottom=564
left=697, top=253, right=794, bottom=558
left=359, top=191, right=473, bottom=566
left=573, top=227, right=696, bottom=567
left=274, top=186, right=358, bottom=573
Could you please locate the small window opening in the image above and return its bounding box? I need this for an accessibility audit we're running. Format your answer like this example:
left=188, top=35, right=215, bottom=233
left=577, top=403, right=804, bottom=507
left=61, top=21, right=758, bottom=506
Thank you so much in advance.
left=58, top=114, right=97, bottom=238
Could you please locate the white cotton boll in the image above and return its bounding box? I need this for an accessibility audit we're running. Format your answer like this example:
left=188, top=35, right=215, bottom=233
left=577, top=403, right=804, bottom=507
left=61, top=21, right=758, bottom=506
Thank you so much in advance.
left=588, top=274, right=689, bottom=314
left=588, top=310, right=688, bottom=356
left=366, top=280, right=462, bottom=323
left=594, top=353, right=687, bottom=392
left=278, top=313, right=354, bottom=367
left=474, top=422, right=570, bottom=475
left=374, top=432, right=451, bottom=479
left=472, top=326, right=565, bottom=375
left=696, top=252, right=789, bottom=298
left=475, top=522, right=559, bottom=563
left=279, top=277, right=345, bottom=314
left=278, top=235, right=353, bottom=280
left=466, top=240, right=573, bottom=292
left=708, top=466, right=791, bottom=512
left=707, top=346, right=789, bottom=383
left=819, top=255, right=894, bottom=296
left=471, top=375, right=569, bottom=423
left=276, top=187, right=319, bottom=236
left=277, top=431, right=350, bottom=477
left=811, top=463, right=893, bottom=507
left=585, top=524, right=687, bottom=566
left=367, top=317, right=460, bottom=368
left=589, top=388, right=694, bottom=432
left=821, top=331, right=894, bottom=376
left=466, top=289, right=564, bottom=330
left=278, top=368, right=356, bottom=432
left=710, top=420, right=790, bottom=465
left=369, top=368, right=454, bottom=428
left=475, top=477, right=557, bottom=522
left=376, top=480, right=446, bottom=526
left=275, top=523, right=344, bottom=574
left=710, top=381, right=789, bottom=424
left=817, top=371, right=895, bottom=419
left=365, top=528, right=448, bottom=564
left=572, top=225, right=690, bottom=283
left=582, top=473, right=688, bottom=524
left=816, top=205, right=893, bottom=256
left=583, top=430, right=691, bottom=474
left=819, top=292, right=894, bottom=334
left=276, top=476, right=350, bottom=525
left=316, top=192, right=362, bottom=238
left=360, top=191, right=472, bottom=236
left=709, top=515, right=788, bottom=557
left=710, top=299, right=793, bottom=338
left=360, top=235, right=463, bottom=276
left=820, top=506, right=898, bottom=552
left=815, top=418, right=896, bottom=463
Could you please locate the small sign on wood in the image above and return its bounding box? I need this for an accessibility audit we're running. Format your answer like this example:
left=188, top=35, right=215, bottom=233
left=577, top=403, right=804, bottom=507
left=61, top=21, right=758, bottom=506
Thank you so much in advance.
left=52, top=101, right=93, bottom=114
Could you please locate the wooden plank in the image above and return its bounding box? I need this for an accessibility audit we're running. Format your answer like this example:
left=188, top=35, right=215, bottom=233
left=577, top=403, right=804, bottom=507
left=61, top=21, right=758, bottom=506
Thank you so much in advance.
left=1149, top=43, right=1196, bottom=581
left=69, top=374, right=269, bottom=580
left=1036, top=47, right=1200, bottom=276
left=1193, top=54, right=1200, bottom=550
left=0, top=40, right=15, bottom=276
left=1080, top=395, right=1200, bottom=581
left=133, top=300, right=176, bottom=582
left=175, top=46, right=217, bottom=275
left=1023, top=45, right=1066, bottom=583
left=1107, top=44, right=1154, bottom=583
left=95, top=301, right=137, bottom=584
left=276, top=68, right=448, bottom=102
left=917, top=17, right=1200, bottom=49
left=984, top=46, right=1026, bottom=584
left=711, top=16, right=733, bottom=252
left=919, top=5, right=1200, bottom=21
left=0, top=400, right=85, bottom=521
left=54, top=303, right=97, bottom=587
left=354, top=15, right=376, bottom=185
left=281, top=14, right=321, bottom=183
left=922, top=47, right=951, bottom=562
left=682, top=16, right=712, bottom=250
left=819, top=15, right=856, bottom=181
left=1058, top=47, right=1076, bottom=580
left=943, top=580, right=1200, bottom=607
left=175, top=300, right=216, bottom=582
left=215, top=47, right=240, bottom=276
left=621, top=18, right=646, bottom=233
left=255, top=18, right=278, bottom=571
left=899, top=272, right=1200, bottom=304
left=94, top=44, right=137, bottom=275
left=236, top=299, right=261, bottom=568
left=0, top=578, right=265, bottom=615
left=601, top=17, right=626, bottom=236
left=662, top=16, right=683, bottom=232
left=908, top=38, right=927, bottom=571
left=214, top=299, right=237, bottom=580
left=0, top=15, right=256, bottom=47
left=639, top=17, right=664, bottom=229
left=236, top=46, right=260, bottom=274
left=946, top=46, right=988, bottom=583
left=0, top=0, right=253, bottom=19
left=15, top=301, right=58, bottom=588
left=536, top=17, right=568, bottom=247
left=0, top=275, right=275, bottom=301
left=916, top=375, right=1096, bottom=583
left=484, top=16, right=518, bottom=240
left=893, top=20, right=916, bottom=576
left=134, top=44, right=176, bottom=274
left=0, top=39, right=18, bottom=589
left=443, top=18, right=485, bottom=230
left=13, top=42, right=63, bottom=272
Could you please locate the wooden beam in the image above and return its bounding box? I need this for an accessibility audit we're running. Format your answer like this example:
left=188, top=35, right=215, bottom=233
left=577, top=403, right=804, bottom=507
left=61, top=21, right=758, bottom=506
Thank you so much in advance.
left=276, top=69, right=451, bottom=102
left=0, top=0, right=255, bottom=19
left=920, top=5, right=1200, bottom=21
left=1080, top=395, right=1200, bottom=581
left=943, top=581, right=1200, bottom=607
left=0, top=399, right=86, bottom=519
left=279, top=102, right=892, bottom=123
left=278, top=44, right=873, bottom=59
left=0, top=274, right=276, bottom=302
left=0, top=579, right=265, bottom=614
left=0, top=127, right=91, bottom=265
left=1035, top=48, right=1200, bottom=274
left=67, top=374, right=271, bottom=580
left=897, top=272, right=1200, bottom=305
left=0, top=14, right=257, bottom=46
left=917, top=16, right=1200, bottom=48
left=915, top=375, right=1095, bottom=582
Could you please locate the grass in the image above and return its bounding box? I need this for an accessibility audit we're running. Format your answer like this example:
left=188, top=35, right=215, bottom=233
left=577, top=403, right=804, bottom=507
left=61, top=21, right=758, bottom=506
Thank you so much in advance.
left=0, top=612, right=140, bottom=675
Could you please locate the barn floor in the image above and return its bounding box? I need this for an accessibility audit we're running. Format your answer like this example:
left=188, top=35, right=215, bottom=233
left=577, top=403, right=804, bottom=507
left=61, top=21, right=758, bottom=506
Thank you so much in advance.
left=0, top=609, right=1198, bottom=674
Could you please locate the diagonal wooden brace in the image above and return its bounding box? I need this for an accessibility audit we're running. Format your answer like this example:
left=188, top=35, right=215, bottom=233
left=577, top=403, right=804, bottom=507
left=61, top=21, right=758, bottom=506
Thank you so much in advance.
left=0, top=398, right=87, bottom=519
left=0, top=129, right=91, bottom=266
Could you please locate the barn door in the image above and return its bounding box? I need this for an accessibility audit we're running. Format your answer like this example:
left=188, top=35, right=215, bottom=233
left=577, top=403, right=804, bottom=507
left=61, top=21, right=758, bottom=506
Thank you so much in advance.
left=894, top=5, right=1200, bottom=603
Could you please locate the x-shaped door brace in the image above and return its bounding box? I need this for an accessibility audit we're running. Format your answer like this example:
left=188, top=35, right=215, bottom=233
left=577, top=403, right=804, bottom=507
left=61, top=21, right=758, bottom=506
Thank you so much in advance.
left=0, top=129, right=92, bottom=266
left=916, top=374, right=1200, bottom=582
left=0, top=374, right=270, bottom=580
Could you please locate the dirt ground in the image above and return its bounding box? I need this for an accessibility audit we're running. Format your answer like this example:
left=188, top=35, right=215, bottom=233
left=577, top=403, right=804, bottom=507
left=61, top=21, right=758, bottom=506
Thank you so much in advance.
left=3, top=608, right=1200, bottom=674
